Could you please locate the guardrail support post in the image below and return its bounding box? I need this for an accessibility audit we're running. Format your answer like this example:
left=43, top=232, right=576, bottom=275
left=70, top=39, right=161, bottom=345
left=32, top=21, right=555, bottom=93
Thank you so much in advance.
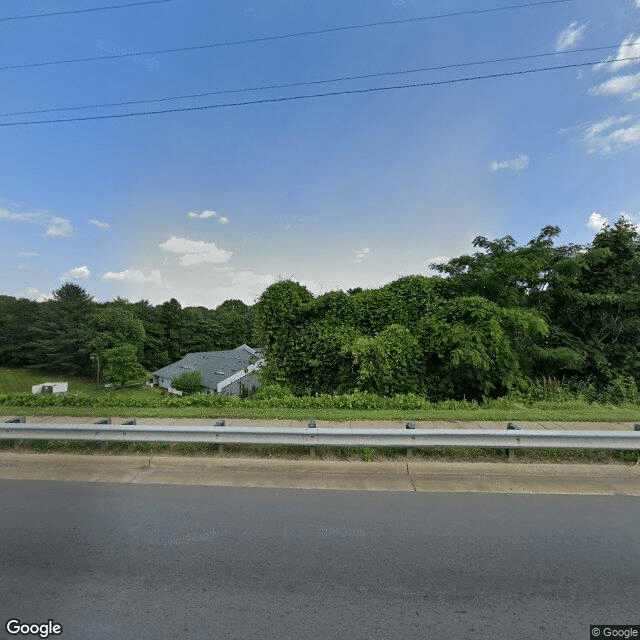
left=308, top=421, right=316, bottom=457
left=4, top=417, right=26, bottom=448
left=506, top=422, right=521, bottom=461
left=122, top=419, right=136, bottom=451
left=217, top=444, right=224, bottom=455
left=94, top=418, right=111, bottom=449
left=406, top=422, right=415, bottom=457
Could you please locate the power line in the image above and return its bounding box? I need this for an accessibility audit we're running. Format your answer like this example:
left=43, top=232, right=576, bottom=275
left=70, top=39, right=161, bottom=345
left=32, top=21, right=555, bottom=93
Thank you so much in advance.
left=0, top=42, right=629, bottom=119
left=0, top=0, right=576, bottom=72
left=2, top=55, right=637, bottom=128
left=0, top=0, right=177, bottom=23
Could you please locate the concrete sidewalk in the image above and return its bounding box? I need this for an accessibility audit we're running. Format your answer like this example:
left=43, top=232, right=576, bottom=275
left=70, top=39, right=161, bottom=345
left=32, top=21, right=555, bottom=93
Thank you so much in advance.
left=2, top=415, right=638, bottom=431
left=1, top=451, right=639, bottom=495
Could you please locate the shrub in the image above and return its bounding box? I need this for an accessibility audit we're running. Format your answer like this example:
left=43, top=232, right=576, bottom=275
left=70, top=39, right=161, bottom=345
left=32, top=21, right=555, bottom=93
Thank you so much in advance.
left=171, top=371, right=202, bottom=395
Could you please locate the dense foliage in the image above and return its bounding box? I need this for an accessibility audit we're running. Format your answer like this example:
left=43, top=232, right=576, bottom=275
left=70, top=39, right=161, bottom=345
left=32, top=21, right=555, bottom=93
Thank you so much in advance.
left=252, top=218, right=640, bottom=400
left=0, top=286, right=254, bottom=384
left=171, top=370, right=202, bottom=395
left=2, top=218, right=638, bottom=401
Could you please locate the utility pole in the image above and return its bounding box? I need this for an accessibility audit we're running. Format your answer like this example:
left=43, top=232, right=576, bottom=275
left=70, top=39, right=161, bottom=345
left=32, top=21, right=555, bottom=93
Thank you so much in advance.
left=91, top=354, right=100, bottom=389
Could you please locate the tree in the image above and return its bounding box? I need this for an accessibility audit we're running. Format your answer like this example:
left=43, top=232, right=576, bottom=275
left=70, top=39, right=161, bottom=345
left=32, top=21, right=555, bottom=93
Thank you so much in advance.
left=27, top=283, right=95, bottom=375
left=349, top=324, right=424, bottom=395
left=0, top=296, right=38, bottom=366
left=102, top=344, right=148, bottom=387
left=84, top=304, right=146, bottom=355
left=157, top=298, right=187, bottom=363
left=546, top=216, right=640, bottom=384
left=417, top=296, right=548, bottom=400
left=171, top=370, right=202, bottom=394
left=212, top=299, right=253, bottom=348
left=252, top=280, right=314, bottom=386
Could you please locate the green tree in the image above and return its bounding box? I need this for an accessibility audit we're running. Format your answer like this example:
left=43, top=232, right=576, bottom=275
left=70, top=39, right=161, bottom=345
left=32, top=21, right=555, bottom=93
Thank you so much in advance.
left=546, top=216, right=640, bottom=384
left=171, top=370, right=202, bottom=394
left=84, top=304, right=146, bottom=355
left=102, top=344, right=148, bottom=387
left=0, top=295, right=39, bottom=366
left=252, top=280, right=314, bottom=385
left=157, top=298, right=187, bottom=363
left=417, top=296, right=548, bottom=400
left=28, top=283, right=95, bottom=375
left=349, top=324, right=424, bottom=395
left=212, top=299, right=253, bottom=348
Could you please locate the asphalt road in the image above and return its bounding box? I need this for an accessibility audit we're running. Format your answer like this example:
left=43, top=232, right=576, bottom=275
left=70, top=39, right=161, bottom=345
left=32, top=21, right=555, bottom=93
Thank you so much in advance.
left=1, top=480, right=638, bottom=640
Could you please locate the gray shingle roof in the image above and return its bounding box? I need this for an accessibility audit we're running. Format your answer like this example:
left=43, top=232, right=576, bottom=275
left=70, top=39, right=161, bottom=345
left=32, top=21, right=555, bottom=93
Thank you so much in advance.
left=153, top=344, right=262, bottom=390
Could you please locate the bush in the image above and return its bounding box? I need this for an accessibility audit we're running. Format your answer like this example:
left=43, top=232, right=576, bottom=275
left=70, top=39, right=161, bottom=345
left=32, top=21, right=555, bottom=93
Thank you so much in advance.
left=171, top=371, right=202, bottom=395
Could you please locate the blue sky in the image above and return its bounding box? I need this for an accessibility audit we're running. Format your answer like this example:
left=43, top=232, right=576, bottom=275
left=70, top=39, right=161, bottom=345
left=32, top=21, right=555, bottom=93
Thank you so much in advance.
left=1, top=0, right=640, bottom=308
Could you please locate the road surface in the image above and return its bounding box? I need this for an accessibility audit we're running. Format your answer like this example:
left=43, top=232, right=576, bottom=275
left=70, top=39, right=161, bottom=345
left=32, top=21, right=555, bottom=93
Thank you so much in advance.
left=1, top=479, right=638, bottom=639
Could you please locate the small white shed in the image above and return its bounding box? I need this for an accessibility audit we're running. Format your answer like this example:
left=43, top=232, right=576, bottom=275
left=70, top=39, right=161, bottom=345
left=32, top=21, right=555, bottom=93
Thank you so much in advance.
left=31, top=382, right=68, bottom=395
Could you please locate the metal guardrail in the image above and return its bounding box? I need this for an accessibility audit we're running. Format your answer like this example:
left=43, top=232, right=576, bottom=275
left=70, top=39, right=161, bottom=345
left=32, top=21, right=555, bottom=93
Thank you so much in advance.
left=1, top=421, right=640, bottom=451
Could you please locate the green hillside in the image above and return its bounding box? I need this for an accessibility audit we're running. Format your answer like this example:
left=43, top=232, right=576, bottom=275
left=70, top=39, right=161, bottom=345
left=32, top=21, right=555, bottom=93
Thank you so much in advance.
left=0, top=367, right=97, bottom=394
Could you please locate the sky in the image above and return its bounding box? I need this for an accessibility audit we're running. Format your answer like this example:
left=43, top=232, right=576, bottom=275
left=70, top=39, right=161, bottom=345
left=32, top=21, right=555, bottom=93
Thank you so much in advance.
left=1, top=0, right=640, bottom=309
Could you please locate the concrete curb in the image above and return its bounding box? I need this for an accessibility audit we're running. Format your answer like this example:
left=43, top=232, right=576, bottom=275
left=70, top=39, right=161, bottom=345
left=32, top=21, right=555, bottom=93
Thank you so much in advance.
left=1, top=451, right=639, bottom=495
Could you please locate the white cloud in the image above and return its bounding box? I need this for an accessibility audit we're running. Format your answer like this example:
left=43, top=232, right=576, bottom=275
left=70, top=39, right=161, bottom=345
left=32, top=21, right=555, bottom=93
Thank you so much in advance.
left=490, top=154, right=529, bottom=173
left=584, top=115, right=640, bottom=153
left=426, top=256, right=450, bottom=269
left=621, top=211, right=640, bottom=231
left=61, top=265, right=91, bottom=280
left=26, top=287, right=53, bottom=302
left=188, top=210, right=230, bottom=224
left=0, top=208, right=32, bottom=222
left=555, top=22, right=587, bottom=52
left=587, top=212, right=608, bottom=230
left=353, top=248, right=370, bottom=264
left=594, top=35, right=640, bottom=73
left=590, top=71, right=640, bottom=101
left=101, top=269, right=163, bottom=285
left=88, top=219, right=110, bottom=230
left=45, top=216, right=73, bottom=238
left=158, top=236, right=233, bottom=266
left=17, top=251, right=39, bottom=257
left=188, top=210, right=217, bottom=219
left=175, top=268, right=278, bottom=308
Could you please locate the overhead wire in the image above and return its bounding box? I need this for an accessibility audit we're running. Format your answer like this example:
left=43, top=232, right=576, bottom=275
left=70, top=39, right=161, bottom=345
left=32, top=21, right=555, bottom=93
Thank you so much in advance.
left=0, top=0, right=178, bottom=23
left=0, top=41, right=633, bottom=119
left=0, top=0, right=577, bottom=72
left=2, top=55, right=638, bottom=128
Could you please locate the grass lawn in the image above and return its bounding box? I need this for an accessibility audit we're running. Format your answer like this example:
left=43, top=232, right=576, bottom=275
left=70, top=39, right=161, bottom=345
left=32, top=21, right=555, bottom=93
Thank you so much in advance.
left=1, top=401, right=639, bottom=422
left=2, top=367, right=639, bottom=422
left=0, top=367, right=99, bottom=394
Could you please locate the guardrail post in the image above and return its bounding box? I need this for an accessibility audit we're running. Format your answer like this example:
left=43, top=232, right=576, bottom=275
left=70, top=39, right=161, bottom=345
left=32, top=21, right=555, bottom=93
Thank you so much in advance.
left=4, top=417, right=26, bottom=448
left=405, top=422, right=415, bottom=458
left=94, top=418, right=111, bottom=449
left=122, top=419, right=136, bottom=451
left=214, top=421, right=225, bottom=453
left=506, top=422, right=521, bottom=461
left=308, top=421, right=316, bottom=457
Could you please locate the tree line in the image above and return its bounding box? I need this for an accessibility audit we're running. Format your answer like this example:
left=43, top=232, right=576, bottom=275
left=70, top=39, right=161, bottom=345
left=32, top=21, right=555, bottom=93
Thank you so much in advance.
left=1, top=217, right=638, bottom=400
left=0, top=287, right=254, bottom=386
left=252, top=218, right=640, bottom=401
